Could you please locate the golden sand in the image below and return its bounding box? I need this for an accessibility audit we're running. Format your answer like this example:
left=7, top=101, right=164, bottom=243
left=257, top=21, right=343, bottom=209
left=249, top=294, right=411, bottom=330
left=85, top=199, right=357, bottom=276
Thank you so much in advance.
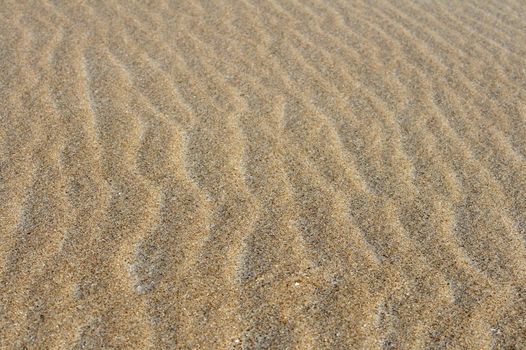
left=1, top=0, right=525, bottom=348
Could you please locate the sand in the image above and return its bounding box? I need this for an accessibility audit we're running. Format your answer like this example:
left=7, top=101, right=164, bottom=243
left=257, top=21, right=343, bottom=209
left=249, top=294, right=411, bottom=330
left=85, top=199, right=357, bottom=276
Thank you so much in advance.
left=0, top=0, right=525, bottom=348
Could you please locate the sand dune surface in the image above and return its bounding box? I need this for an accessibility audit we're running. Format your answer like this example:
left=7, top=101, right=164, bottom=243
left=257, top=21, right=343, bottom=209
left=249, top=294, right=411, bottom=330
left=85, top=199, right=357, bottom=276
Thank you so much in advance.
left=1, top=0, right=526, bottom=348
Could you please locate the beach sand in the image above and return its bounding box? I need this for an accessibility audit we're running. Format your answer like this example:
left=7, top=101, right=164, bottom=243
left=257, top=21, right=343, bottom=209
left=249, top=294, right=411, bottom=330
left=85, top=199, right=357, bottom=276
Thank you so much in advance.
left=1, top=0, right=525, bottom=348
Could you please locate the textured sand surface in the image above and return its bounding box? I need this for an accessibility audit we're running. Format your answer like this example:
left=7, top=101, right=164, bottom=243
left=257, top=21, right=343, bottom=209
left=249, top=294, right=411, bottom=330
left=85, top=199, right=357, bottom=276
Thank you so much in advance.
left=1, top=0, right=526, bottom=349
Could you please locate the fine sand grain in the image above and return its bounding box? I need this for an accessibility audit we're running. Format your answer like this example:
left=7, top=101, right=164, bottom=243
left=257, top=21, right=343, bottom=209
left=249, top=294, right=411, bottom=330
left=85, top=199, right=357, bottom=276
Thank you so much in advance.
left=1, top=0, right=526, bottom=349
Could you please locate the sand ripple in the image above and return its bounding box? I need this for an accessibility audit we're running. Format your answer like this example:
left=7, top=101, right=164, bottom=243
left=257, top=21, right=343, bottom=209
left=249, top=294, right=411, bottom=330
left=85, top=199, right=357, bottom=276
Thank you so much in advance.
left=1, top=0, right=525, bottom=348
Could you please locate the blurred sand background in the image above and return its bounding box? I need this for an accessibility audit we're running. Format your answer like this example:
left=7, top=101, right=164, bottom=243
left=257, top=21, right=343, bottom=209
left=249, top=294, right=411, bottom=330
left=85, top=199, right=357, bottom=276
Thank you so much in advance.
left=1, top=0, right=525, bottom=349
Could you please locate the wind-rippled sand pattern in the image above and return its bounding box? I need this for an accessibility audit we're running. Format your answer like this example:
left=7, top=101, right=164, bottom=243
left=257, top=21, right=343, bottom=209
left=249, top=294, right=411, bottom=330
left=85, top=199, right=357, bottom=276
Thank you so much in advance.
left=1, top=0, right=525, bottom=349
